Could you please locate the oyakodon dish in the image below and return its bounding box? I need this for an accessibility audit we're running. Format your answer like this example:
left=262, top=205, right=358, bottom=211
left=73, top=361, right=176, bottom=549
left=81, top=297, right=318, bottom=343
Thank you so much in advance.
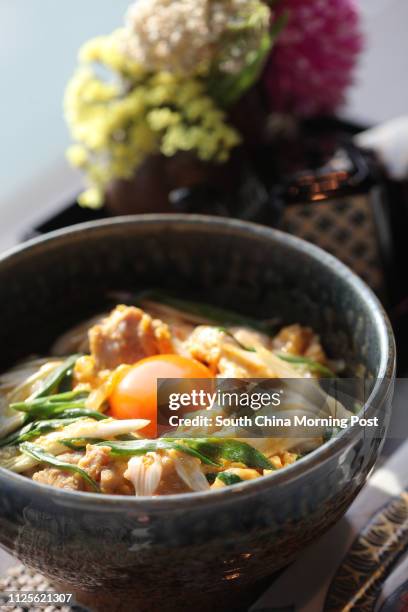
left=0, top=293, right=347, bottom=496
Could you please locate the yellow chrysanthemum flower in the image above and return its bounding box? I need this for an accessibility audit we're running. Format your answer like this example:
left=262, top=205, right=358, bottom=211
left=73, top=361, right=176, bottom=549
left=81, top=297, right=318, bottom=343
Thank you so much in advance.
left=77, top=187, right=104, bottom=209
left=65, top=29, right=241, bottom=208
left=66, top=144, right=88, bottom=168
left=147, top=109, right=181, bottom=131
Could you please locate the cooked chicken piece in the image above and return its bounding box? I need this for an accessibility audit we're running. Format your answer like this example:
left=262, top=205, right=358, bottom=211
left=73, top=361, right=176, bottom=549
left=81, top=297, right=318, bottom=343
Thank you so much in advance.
left=217, top=355, right=257, bottom=378
left=30, top=452, right=87, bottom=491
left=89, top=305, right=174, bottom=370
left=57, top=451, right=84, bottom=465
left=182, top=326, right=273, bottom=376
left=77, top=445, right=111, bottom=480
left=32, top=468, right=83, bottom=491
left=78, top=444, right=133, bottom=495
left=100, top=460, right=133, bottom=495
left=30, top=446, right=132, bottom=494
left=229, top=327, right=271, bottom=350
left=181, top=326, right=224, bottom=371
left=219, top=344, right=272, bottom=377
left=272, top=324, right=327, bottom=364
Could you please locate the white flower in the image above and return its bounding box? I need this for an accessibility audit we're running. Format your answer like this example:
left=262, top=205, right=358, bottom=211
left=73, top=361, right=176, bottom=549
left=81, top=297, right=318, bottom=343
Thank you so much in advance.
left=123, top=0, right=270, bottom=76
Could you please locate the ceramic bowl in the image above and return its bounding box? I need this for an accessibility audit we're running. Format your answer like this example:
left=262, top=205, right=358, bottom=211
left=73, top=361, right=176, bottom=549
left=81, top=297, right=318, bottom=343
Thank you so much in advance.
left=0, top=215, right=395, bottom=612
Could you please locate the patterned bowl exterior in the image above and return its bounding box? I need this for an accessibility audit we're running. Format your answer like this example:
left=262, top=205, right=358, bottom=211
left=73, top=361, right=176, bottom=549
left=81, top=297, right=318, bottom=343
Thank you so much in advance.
left=0, top=215, right=395, bottom=611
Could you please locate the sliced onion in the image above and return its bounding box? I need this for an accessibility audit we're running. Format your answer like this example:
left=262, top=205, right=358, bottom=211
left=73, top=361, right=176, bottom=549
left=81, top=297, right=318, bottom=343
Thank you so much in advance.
left=125, top=453, right=163, bottom=496
left=172, top=452, right=210, bottom=492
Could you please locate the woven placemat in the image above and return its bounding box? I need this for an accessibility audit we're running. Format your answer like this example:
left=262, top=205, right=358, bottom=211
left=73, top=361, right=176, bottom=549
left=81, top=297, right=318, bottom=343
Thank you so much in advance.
left=0, top=564, right=87, bottom=611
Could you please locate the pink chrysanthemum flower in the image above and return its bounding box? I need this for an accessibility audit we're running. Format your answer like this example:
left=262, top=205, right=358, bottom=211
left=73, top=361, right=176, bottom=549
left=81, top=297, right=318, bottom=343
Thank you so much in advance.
left=263, top=0, right=363, bottom=117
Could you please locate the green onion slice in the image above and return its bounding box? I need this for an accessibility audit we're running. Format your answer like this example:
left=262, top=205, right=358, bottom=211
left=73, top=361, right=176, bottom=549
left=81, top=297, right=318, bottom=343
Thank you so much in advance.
left=217, top=472, right=243, bottom=486
left=180, top=439, right=273, bottom=470
left=31, top=355, right=81, bottom=399
left=0, top=418, right=84, bottom=448
left=96, top=439, right=219, bottom=466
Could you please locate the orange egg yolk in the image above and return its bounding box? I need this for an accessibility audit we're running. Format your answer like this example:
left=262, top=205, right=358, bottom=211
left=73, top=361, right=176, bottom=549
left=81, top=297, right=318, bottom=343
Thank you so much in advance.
left=109, top=354, right=213, bottom=437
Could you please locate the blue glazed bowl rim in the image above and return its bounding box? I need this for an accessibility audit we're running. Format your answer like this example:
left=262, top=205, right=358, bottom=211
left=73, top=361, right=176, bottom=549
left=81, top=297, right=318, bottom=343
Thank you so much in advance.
left=0, top=214, right=396, bottom=511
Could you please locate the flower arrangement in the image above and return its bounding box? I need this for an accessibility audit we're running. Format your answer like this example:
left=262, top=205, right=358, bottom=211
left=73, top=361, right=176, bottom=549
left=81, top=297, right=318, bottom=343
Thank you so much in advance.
left=65, top=0, right=362, bottom=210
left=65, top=0, right=278, bottom=208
